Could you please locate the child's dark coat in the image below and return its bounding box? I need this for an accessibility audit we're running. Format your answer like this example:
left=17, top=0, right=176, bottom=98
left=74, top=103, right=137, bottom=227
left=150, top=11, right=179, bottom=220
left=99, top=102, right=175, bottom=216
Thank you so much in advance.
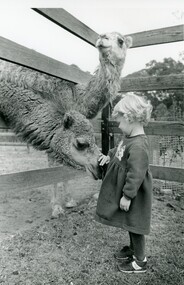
left=95, top=135, right=153, bottom=235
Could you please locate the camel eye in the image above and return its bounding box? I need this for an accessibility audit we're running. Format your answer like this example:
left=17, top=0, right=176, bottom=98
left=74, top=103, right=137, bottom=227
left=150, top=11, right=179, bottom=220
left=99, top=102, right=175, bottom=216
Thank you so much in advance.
left=77, top=142, right=89, bottom=150
left=74, top=138, right=90, bottom=151
left=118, top=38, right=124, bottom=47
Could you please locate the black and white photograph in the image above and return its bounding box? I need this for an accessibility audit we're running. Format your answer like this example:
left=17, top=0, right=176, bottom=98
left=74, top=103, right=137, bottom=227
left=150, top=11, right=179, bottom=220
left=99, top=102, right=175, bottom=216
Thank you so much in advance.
left=0, top=0, right=183, bottom=284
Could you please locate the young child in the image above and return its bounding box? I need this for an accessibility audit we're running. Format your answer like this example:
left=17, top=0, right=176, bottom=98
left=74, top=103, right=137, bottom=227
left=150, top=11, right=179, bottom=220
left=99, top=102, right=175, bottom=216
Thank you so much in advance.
left=95, top=93, right=153, bottom=273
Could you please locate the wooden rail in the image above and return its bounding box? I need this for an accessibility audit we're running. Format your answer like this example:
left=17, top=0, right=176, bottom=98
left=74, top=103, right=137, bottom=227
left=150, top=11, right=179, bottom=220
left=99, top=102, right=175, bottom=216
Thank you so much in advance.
left=32, top=8, right=98, bottom=46
left=120, top=74, right=184, bottom=92
left=0, top=36, right=91, bottom=84
left=0, top=162, right=183, bottom=191
left=0, top=166, right=86, bottom=192
left=33, top=9, right=184, bottom=48
left=128, top=25, right=184, bottom=48
left=150, top=165, right=184, bottom=184
left=108, top=121, right=184, bottom=137
left=0, top=142, right=26, bottom=146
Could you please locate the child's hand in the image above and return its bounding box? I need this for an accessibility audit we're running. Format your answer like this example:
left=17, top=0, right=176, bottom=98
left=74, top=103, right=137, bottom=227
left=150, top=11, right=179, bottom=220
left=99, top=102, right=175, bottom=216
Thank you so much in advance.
left=120, top=196, right=131, bottom=212
left=98, top=153, right=110, bottom=166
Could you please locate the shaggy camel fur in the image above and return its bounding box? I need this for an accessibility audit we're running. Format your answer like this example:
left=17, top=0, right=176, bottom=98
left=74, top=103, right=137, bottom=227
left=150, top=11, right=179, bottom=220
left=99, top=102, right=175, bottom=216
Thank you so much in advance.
left=0, top=32, right=132, bottom=216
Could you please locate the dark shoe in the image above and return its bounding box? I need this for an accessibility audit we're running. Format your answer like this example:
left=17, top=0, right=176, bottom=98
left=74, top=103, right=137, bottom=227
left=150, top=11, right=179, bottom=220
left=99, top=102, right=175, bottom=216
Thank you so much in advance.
left=117, top=257, right=147, bottom=273
left=114, top=246, right=134, bottom=261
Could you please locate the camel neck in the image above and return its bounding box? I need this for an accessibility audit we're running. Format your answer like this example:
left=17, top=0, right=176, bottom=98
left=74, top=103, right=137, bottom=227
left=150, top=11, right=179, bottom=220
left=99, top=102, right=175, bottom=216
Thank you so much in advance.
left=75, top=60, right=124, bottom=119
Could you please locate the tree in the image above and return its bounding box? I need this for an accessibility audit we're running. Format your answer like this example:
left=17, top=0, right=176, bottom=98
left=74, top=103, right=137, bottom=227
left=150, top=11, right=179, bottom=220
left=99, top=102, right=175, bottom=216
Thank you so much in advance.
left=125, top=58, right=184, bottom=121
left=154, top=103, right=169, bottom=121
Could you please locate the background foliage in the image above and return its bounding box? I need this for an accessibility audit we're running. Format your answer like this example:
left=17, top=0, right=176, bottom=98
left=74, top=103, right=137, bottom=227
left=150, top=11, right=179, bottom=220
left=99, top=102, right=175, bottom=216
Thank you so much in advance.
left=126, top=57, right=184, bottom=121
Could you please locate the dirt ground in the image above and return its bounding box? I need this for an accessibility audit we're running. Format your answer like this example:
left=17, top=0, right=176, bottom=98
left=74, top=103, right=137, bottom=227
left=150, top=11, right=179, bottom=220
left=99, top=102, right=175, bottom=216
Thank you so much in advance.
left=0, top=145, right=101, bottom=242
left=0, top=145, right=184, bottom=284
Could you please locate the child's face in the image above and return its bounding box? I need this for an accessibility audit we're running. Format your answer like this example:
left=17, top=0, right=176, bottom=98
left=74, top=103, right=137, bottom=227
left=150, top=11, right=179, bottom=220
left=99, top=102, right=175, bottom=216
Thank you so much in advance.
left=116, top=116, right=133, bottom=136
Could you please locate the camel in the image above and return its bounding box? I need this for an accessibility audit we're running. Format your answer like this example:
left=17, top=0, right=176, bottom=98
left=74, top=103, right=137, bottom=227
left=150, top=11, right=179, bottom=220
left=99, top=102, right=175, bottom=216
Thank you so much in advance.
left=0, top=32, right=132, bottom=216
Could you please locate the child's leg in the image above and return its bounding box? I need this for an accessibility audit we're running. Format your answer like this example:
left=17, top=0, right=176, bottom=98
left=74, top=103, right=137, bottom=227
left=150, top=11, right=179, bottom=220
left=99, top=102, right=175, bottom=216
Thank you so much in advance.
left=128, top=232, right=134, bottom=252
left=118, top=232, right=147, bottom=273
left=114, top=232, right=134, bottom=260
left=129, top=232, right=145, bottom=261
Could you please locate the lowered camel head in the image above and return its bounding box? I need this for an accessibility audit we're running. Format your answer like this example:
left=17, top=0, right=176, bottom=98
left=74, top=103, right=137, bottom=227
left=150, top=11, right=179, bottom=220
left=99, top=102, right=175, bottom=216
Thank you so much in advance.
left=49, top=110, right=102, bottom=180
left=96, top=32, right=132, bottom=72
left=0, top=78, right=102, bottom=180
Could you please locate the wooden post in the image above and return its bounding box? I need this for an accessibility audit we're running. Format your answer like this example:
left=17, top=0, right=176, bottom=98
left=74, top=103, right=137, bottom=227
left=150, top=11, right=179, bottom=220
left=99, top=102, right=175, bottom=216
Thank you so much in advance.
left=101, top=104, right=115, bottom=154
left=101, top=105, right=110, bottom=155
left=109, top=104, right=115, bottom=149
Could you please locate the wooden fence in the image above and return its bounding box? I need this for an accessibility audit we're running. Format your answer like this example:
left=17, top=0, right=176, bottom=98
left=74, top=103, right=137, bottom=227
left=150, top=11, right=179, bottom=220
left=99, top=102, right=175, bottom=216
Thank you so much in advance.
left=0, top=8, right=184, bottom=192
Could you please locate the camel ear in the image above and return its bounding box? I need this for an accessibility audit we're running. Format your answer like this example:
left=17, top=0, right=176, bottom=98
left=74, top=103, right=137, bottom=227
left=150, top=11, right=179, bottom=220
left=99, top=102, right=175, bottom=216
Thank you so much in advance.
left=63, top=113, right=74, bottom=129
left=125, top=36, right=133, bottom=48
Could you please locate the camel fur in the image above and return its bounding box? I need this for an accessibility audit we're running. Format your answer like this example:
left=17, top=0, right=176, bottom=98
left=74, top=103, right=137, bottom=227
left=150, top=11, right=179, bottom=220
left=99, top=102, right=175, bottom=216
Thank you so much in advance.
left=0, top=32, right=132, bottom=216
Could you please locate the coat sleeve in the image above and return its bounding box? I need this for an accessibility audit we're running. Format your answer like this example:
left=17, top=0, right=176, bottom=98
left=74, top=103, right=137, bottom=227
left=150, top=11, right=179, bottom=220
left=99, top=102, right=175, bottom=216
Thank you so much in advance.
left=122, top=145, right=149, bottom=199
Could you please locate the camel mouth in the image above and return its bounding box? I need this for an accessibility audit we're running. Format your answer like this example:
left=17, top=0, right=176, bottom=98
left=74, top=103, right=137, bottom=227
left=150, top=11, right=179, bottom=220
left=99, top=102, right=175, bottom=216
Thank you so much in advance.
left=98, top=45, right=111, bottom=51
left=89, top=169, right=99, bottom=180
left=91, top=171, right=99, bottom=180
left=85, top=165, right=102, bottom=180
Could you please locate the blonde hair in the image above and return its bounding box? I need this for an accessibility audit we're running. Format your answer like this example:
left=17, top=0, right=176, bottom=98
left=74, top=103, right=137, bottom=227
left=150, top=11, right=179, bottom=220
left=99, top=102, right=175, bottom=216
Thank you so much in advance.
left=112, top=93, right=152, bottom=125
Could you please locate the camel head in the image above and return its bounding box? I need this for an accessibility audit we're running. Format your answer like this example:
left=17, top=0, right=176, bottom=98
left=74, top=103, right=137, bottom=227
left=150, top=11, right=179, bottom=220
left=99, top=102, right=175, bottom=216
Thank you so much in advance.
left=50, top=110, right=102, bottom=180
left=96, top=32, right=132, bottom=70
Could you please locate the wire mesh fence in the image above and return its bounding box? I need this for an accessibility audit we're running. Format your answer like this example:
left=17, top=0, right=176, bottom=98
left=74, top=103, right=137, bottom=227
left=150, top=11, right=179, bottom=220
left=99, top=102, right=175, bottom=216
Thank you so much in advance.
left=148, top=134, right=184, bottom=193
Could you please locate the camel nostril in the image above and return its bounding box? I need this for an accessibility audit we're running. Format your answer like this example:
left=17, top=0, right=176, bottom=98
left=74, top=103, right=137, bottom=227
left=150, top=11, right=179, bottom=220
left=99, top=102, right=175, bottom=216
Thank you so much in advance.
left=96, top=42, right=102, bottom=48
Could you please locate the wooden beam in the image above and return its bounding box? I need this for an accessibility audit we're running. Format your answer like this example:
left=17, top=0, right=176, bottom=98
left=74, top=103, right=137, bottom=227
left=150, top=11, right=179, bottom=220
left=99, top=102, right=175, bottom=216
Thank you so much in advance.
left=108, top=121, right=184, bottom=137
left=32, top=10, right=183, bottom=48
left=0, top=142, right=26, bottom=146
left=0, top=163, right=183, bottom=192
left=150, top=165, right=184, bottom=183
left=33, top=8, right=98, bottom=47
left=0, top=36, right=91, bottom=84
left=144, top=121, right=184, bottom=136
left=101, top=105, right=111, bottom=155
left=120, top=74, right=184, bottom=92
left=0, top=166, right=86, bottom=192
left=0, top=132, right=20, bottom=142
left=128, top=25, right=184, bottom=48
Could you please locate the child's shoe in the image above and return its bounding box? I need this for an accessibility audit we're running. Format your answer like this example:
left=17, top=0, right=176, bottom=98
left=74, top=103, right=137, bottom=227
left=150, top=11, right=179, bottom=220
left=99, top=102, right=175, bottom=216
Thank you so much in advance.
left=114, top=246, right=134, bottom=261
left=117, top=256, right=147, bottom=273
